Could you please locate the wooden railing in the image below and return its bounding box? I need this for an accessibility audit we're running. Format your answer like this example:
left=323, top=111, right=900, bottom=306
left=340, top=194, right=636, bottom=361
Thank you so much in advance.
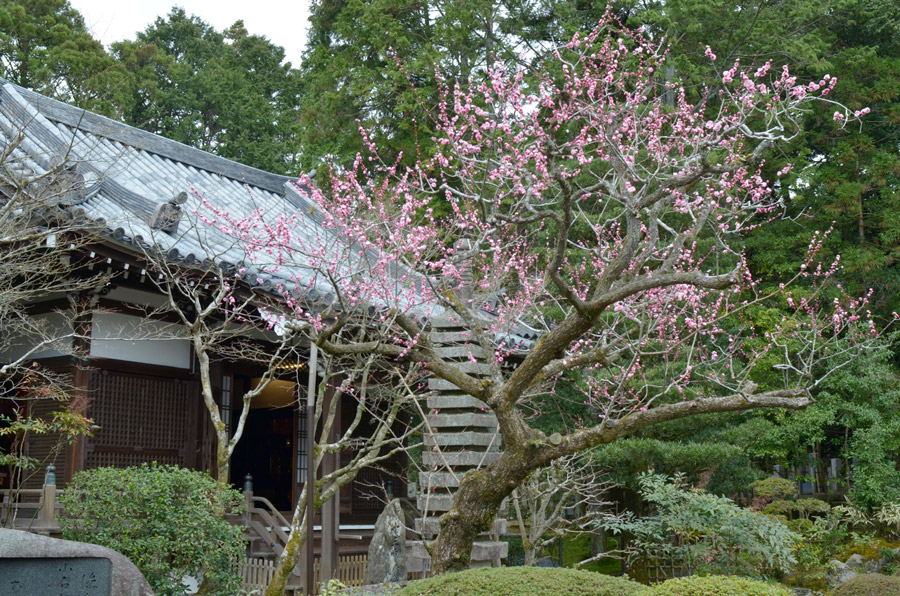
left=638, top=553, right=775, bottom=584
left=0, top=465, right=63, bottom=534
left=240, top=554, right=369, bottom=595
left=315, top=554, right=367, bottom=588
left=643, top=558, right=693, bottom=584
left=241, top=557, right=277, bottom=594
left=243, top=491, right=292, bottom=558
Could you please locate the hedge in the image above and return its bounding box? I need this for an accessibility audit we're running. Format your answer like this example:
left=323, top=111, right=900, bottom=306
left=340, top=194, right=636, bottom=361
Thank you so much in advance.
left=833, top=574, right=900, bottom=596
left=645, top=575, right=794, bottom=596
left=395, top=566, right=647, bottom=596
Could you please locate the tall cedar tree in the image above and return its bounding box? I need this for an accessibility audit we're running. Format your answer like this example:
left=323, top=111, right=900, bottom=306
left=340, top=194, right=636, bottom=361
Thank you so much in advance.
left=112, top=9, right=303, bottom=174
left=0, top=0, right=131, bottom=117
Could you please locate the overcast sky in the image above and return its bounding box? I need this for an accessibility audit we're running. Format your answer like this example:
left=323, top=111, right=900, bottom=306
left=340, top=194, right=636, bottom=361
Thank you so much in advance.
left=68, top=0, right=312, bottom=65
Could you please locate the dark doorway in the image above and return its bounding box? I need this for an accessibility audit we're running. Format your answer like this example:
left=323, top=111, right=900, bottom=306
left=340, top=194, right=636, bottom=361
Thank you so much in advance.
left=231, top=406, right=295, bottom=511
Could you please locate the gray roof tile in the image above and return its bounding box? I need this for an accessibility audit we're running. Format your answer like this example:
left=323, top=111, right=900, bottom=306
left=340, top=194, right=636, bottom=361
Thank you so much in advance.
left=0, top=81, right=355, bottom=308
left=0, top=79, right=537, bottom=349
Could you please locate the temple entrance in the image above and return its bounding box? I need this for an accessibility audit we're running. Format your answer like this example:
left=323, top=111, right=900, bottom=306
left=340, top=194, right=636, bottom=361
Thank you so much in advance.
left=231, top=406, right=295, bottom=511
left=230, top=378, right=301, bottom=512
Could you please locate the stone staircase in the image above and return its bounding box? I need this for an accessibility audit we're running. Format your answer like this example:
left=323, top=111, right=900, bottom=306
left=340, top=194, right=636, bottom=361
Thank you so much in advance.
left=408, top=316, right=508, bottom=573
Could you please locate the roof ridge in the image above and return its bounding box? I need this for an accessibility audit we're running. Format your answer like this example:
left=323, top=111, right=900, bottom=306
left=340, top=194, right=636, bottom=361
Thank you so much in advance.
left=1, top=79, right=294, bottom=195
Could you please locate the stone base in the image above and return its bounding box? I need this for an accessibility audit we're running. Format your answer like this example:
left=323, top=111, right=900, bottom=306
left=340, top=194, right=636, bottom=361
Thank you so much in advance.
left=414, top=518, right=506, bottom=539
left=407, top=539, right=508, bottom=563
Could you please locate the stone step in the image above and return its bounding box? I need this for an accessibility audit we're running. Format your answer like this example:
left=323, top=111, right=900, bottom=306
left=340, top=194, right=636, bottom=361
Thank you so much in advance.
left=417, top=494, right=454, bottom=512
left=429, top=317, right=467, bottom=329
left=419, top=471, right=460, bottom=489
left=426, top=413, right=498, bottom=429
left=407, top=540, right=508, bottom=562
left=454, top=362, right=494, bottom=375
left=432, top=345, right=487, bottom=359
left=428, top=378, right=467, bottom=391
left=424, top=431, right=500, bottom=449
left=429, top=331, right=475, bottom=344
left=415, top=517, right=507, bottom=538
left=426, top=395, right=489, bottom=410
left=422, top=451, right=502, bottom=467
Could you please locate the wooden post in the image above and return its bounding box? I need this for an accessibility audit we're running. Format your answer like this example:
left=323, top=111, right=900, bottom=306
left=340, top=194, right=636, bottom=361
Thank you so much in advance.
left=36, top=464, right=57, bottom=535
left=320, top=483, right=340, bottom=583
left=243, top=474, right=254, bottom=522
left=320, top=381, right=341, bottom=583
left=305, top=344, right=317, bottom=596
left=242, top=475, right=254, bottom=558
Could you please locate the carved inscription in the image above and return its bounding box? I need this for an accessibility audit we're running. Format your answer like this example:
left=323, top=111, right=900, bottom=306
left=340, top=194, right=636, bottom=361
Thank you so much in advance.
left=0, top=557, right=112, bottom=596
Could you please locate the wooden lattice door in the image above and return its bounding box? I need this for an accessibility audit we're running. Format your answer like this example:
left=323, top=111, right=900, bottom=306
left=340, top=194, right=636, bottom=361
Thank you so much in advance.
left=84, top=370, right=200, bottom=470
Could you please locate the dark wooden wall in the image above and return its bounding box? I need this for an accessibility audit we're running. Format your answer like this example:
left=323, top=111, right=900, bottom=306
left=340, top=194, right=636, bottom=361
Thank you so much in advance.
left=83, top=369, right=202, bottom=471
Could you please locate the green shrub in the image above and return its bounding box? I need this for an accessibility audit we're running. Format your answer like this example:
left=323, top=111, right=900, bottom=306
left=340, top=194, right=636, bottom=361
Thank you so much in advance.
left=395, top=566, right=648, bottom=596
left=751, top=478, right=797, bottom=501
left=599, top=474, right=797, bottom=577
left=763, top=498, right=830, bottom=519
left=833, top=574, right=900, bottom=596
left=646, top=575, right=794, bottom=596
left=59, top=463, right=245, bottom=596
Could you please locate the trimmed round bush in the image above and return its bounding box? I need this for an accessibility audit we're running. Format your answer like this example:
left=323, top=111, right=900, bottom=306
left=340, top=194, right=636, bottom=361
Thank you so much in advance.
left=59, top=462, right=245, bottom=596
left=751, top=478, right=797, bottom=501
left=834, top=574, right=900, bottom=596
left=763, top=498, right=830, bottom=518
left=395, top=566, right=648, bottom=596
left=646, top=575, right=794, bottom=596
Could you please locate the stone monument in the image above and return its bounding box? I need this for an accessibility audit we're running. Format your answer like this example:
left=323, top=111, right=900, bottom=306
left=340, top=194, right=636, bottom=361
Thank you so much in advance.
left=0, top=528, right=154, bottom=596
left=365, top=499, right=408, bottom=584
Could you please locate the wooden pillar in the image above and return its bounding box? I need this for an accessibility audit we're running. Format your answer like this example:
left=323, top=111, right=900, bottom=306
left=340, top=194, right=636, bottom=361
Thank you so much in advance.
left=66, top=301, right=93, bottom=484
left=304, top=345, right=317, bottom=596
left=184, top=377, right=200, bottom=470
left=320, top=383, right=341, bottom=583
left=65, top=366, right=90, bottom=483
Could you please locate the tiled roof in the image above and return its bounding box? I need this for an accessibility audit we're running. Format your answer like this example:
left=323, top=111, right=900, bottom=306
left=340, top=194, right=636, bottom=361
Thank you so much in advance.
left=0, top=80, right=538, bottom=348
left=0, top=80, right=351, bottom=305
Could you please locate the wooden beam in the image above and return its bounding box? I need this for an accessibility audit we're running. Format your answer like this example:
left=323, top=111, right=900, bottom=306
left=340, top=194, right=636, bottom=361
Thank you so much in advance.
left=86, top=356, right=195, bottom=380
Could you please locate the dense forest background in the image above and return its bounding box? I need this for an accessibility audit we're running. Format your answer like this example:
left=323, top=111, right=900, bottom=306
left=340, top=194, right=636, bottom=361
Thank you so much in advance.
left=3, top=0, right=899, bottom=510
